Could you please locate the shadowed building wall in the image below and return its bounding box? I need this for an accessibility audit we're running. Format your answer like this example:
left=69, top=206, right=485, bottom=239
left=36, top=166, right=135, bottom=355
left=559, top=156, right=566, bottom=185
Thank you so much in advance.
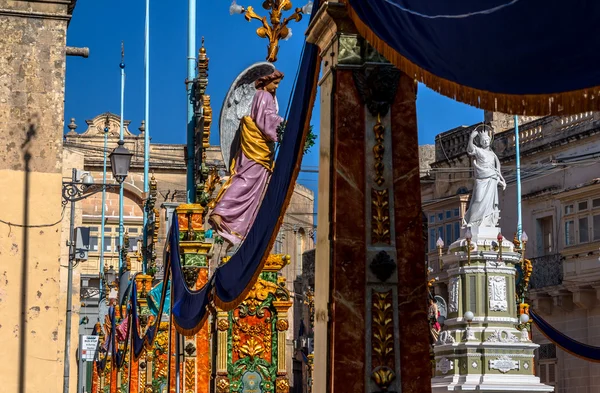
left=0, top=1, right=78, bottom=393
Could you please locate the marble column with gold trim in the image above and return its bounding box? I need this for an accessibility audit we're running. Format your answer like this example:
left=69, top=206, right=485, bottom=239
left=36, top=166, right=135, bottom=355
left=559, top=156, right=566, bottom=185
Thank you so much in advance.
left=307, top=2, right=432, bottom=392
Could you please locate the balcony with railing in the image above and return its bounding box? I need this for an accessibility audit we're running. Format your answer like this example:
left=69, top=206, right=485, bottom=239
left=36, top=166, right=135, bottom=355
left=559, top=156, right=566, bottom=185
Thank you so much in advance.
left=529, top=254, right=564, bottom=290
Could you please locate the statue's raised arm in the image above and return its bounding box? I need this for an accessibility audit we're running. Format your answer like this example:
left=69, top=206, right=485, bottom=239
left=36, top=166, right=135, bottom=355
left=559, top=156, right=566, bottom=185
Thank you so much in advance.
left=209, top=65, right=285, bottom=252
left=463, top=126, right=504, bottom=228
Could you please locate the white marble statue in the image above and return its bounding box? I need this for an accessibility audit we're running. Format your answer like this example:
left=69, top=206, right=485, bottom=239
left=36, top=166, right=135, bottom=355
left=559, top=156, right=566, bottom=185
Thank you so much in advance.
left=463, top=127, right=506, bottom=228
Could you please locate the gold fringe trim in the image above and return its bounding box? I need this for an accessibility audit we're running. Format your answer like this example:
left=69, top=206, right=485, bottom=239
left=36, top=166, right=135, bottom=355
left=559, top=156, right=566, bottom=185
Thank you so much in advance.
left=173, top=312, right=210, bottom=337
left=347, top=4, right=600, bottom=116
left=213, top=53, right=323, bottom=311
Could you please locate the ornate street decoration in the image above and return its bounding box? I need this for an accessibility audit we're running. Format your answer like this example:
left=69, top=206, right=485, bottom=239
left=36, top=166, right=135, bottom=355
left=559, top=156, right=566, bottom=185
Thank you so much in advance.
left=370, top=250, right=396, bottom=282
left=61, top=182, right=119, bottom=206
left=185, top=359, right=196, bottom=393
left=489, top=356, right=519, bottom=374
left=353, top=66, right=401, bottom=118
left=488, top=276, right=508, bottom=312
left=371, top=290, right=395, bottom=390
left=436, top=358, right=454, bottom=375
left=372, top=189, right=391, bottom=244
left=233, top=0, right=311, bottom=62
left=221, top=259, right=292, bottom=393
left=485, top=329, right=519, bottom=343
left=371, top=366, right=395, bottom=392
left=436, top=331, right=455, bottom=346
left=372, top=116, right=385, bottom=186
left=448, top=277, right=460, bottom=313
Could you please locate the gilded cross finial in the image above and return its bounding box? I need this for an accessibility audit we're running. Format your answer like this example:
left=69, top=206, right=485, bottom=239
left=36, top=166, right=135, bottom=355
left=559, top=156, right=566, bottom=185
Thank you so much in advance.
left=230, top=0, right=313, bottom=62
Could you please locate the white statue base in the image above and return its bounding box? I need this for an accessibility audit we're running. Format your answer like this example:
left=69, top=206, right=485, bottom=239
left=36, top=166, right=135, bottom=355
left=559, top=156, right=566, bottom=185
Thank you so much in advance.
left=431, top=224, right=553, bottom=393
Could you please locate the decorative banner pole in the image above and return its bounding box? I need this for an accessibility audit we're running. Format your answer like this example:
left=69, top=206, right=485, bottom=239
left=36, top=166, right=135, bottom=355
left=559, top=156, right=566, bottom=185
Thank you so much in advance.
left=186, top=0, right=197, bottom=203
left=119, top=42, right=126, bottom=272
left=514, top=115, right=522, bottom=241
left=142, top=0, right=150, bottom=274
left=100, top=114, right=110, bottom=298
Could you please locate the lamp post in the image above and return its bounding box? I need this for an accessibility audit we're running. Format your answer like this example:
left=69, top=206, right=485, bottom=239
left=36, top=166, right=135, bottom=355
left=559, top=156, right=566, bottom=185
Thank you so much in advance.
left=463, top=311, right=475, bottom=341
left=497, top=232, right=503, bottom=261
left=62, top=142, right=132, bottom=393
left=465, top=228, right=472, bottom=266
left=436, top=237, right=444, bottom=271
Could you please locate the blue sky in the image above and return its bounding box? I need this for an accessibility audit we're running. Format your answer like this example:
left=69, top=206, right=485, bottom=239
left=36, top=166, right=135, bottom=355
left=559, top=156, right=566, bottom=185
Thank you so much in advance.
left=65, top=0, right=483, bottom=197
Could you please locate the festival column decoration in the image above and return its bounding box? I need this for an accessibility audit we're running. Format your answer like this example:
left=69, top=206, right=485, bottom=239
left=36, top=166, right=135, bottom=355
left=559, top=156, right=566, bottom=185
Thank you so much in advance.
left=215, top=254, right=292, bottom=393
left=429, top=125, right=552, bottom=393
left=306, top=3, right=430, bottom=392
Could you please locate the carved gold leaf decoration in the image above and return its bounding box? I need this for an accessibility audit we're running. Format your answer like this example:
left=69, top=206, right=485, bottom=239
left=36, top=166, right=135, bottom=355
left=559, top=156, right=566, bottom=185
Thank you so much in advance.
left=185, top=359, right=195, bottom=393
left=372, top=291, right=394, bottom=368
left=239, top=337, right=265, bottom=360
left=372, top=189, right=391, bottom=244
left=371, top=366, right=396, bottom=390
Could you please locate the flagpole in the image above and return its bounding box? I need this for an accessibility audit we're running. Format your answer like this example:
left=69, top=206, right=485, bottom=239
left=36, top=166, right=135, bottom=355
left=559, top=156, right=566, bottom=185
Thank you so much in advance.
left=186, top=0, right=197, bottom=203
left=142, top=0, right=150, bottom=274
left=515, top=115, right=522, bottom=240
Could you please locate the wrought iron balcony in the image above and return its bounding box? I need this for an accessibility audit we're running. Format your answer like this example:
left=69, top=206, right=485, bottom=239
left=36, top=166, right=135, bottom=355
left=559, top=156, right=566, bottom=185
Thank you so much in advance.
left=529, top=254, right=564, bottom=290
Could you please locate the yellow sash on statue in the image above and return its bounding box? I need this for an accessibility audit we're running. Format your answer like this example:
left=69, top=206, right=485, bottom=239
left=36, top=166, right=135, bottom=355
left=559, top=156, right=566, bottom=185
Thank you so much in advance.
left=211, top=116, right=275, bottom=207
left=240, top=115, right=275, bottom=171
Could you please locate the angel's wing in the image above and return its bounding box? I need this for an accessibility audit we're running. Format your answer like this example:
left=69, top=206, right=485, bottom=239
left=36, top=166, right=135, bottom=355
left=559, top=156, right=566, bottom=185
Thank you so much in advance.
left=435, top=295, right=448, bottom=318
left=219, top=62, right=276, bottom=171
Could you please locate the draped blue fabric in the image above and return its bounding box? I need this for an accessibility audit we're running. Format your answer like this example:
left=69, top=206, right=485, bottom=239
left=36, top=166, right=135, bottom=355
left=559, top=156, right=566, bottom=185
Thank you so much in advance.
left=347, top=0, right=600, bottom=95
left=213, top=13, right=320, bottom=306
left=169, top=217, right=212, bottom=331
left=531, top=309, right=600, bottom=362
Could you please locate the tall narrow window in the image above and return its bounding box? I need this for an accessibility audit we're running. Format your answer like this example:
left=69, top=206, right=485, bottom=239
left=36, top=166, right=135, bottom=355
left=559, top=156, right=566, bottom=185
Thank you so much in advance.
left=579, top=217, right=589, bottom=243
left=565, top=220, right=575, bottom=246
left=593, top=214, right=600, bottom=241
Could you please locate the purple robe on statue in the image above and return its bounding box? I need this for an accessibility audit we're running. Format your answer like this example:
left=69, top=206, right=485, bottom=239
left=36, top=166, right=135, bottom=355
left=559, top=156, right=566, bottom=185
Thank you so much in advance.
left=210, top=90, right=283, bottom=247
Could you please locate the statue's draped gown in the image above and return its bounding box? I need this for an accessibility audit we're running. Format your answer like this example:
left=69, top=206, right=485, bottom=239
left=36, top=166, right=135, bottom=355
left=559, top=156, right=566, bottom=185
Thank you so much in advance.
left=210, top=90, right=282, bottom=246
left=463, top=144, right=501, bottom=227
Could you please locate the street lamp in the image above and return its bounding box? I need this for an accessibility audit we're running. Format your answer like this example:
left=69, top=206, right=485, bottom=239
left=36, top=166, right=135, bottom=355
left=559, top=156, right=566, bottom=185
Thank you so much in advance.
left=463, top=311, right=475, bottom=341
left=436, top=237, right=444, bottom=271
left=61, top=141, right=132, bottom=393
left=465, top=228, right=473, bottom=266
left=109, top=139, right=133, bottom=184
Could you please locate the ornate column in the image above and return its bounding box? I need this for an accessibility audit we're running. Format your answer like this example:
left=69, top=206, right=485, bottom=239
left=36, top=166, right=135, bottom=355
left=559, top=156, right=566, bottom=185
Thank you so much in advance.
left=175, top=204, right=212, bottom=393
left=216, top=254, right=292, bottom=393
left=307, top=2, right=431, bottom=392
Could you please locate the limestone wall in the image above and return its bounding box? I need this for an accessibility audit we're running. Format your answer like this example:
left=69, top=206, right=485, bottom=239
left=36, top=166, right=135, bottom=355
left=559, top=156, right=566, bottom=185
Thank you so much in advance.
left=0, top=1, right=76, bottom=392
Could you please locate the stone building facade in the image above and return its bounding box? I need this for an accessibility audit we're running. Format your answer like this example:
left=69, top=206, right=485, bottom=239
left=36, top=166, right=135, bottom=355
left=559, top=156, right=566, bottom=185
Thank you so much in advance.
left=62, top=112, right=315, bottom=389
left=424, top=111, right=600, bottom=392
left=0, top=1, right=79, bottom=393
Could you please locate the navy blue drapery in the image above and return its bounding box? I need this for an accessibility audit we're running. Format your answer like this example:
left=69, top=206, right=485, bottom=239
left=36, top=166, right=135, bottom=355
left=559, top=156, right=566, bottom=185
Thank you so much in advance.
left=347, top=0, right=600, bottom=114
left=531, top=309, right=600, bottom=362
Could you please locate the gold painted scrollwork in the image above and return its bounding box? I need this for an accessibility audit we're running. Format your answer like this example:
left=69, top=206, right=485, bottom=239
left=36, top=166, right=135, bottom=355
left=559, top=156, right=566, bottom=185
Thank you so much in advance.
left=372, top=189, right=391, bottom=244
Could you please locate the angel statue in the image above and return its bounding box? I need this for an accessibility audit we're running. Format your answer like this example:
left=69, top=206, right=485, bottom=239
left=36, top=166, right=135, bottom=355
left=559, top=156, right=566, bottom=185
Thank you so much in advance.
left=209, top=63, right=284, bottom=251
left=463, top=126, right=506, bottom=228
